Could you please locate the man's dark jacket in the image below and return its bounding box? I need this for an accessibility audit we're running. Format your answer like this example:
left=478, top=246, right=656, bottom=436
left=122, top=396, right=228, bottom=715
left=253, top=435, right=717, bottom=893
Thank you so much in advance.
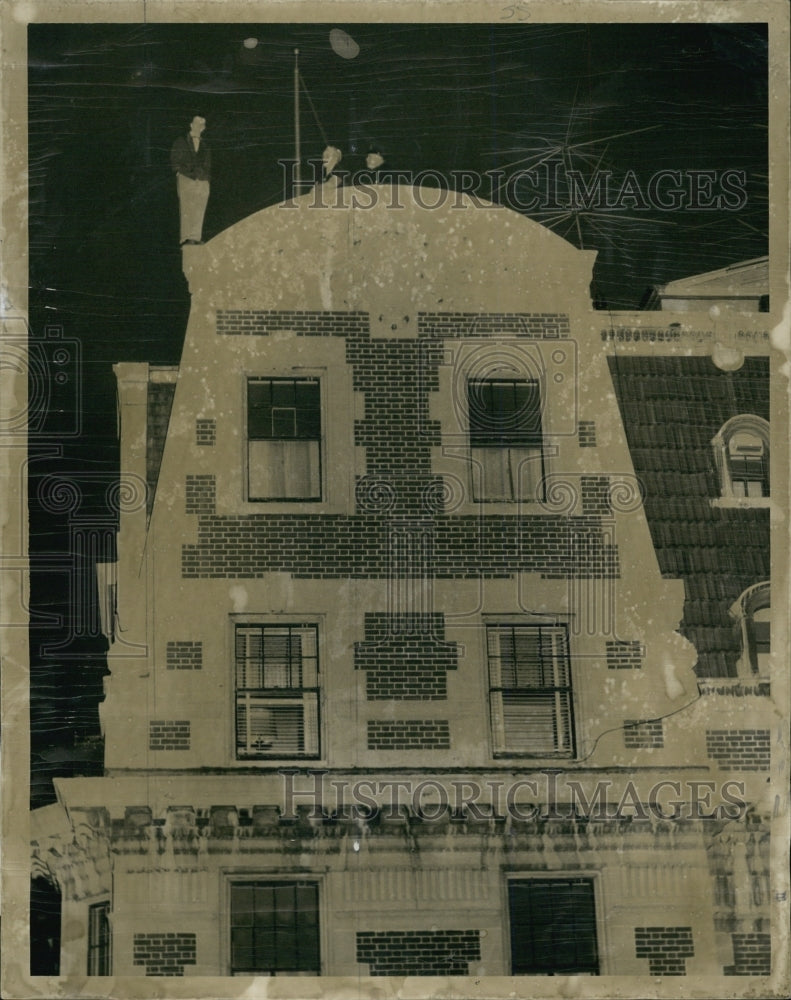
left=171, top=134, right=211, bottom=182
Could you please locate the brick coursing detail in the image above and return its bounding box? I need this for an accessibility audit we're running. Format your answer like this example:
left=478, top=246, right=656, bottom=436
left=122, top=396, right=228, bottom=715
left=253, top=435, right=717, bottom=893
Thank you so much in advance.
left=216, top=309, right=570, bottom=341
left=635, top=927, right=694, bottom=976
left=578, top=420, right=597, bottom=447
left=357, top=929, right=481, bottom=975
left=166, top=641, right=203, bottom=670
left=183, top=516, right=619, bottom=580
left=606, top=640, right=644, bottom=669
left=192, top=310, right=618, bottom=579
left=706, top=729, right=770, bottom=771
left=623, top=719, right=664, bottom=749
left=724, top=933, right=771, bottom=976
left=581, top=475, right=611, bottom=516
left=355, top=613, right=457, bottom=700
left=185, top=475, right=216, bottom=515
left=195, top=419, right=216, bottom=446
left=133, top=933, right=196, bottom=976
left=216, top=309, right=369, bottom=338
left=149, top=720, right=190, bottom=751
left=367, top=720, right=450, bottom=750
left=417, top=312, right=570, bottom=339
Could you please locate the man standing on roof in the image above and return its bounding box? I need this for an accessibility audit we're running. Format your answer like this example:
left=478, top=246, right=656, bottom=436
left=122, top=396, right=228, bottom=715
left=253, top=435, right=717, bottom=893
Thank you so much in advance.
left=171, top=116, right=211, bottom=246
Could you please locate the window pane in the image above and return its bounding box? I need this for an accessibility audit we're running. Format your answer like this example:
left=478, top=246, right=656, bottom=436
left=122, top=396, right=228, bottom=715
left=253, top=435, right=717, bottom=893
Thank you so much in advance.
left=469, top=379, right=542, bottom=446
left=88, top=901, right=111, bottom=976
left=294, top=381, right=321, bottom=439
left=272, top=407, right=297, bottom=438
left=271, top=381, right=294, bottom=407
left=248, top=440, right=320, bottom=500
left=509, top=879, right=598, bottom=975
left=231, top=928, right=255, bottom=971
left=471, top=446, right=512, bottom=500
left=248, top=379, right=320, bottom=442
left=235, top=626, right=319, bottom=759
left=471, top=446, right=542, bottom=501
left=489, top=626, right=573, bottom=755
left=231, top=884, right=255, bottom=924
left=230, top=882, right=319, bottom=975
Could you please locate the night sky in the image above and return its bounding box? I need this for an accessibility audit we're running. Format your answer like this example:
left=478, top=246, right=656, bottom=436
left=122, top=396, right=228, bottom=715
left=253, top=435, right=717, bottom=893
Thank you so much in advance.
left=27, top=21, right=768, bottom=807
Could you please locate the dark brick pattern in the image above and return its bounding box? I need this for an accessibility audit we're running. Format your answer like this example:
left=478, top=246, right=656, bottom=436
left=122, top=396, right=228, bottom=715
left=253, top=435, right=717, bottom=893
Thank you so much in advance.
left=190, top=309, right=618, bottom=578
left=195, top=418, right=216, bottom=446
left=706, top=729, right=770, bottom=771
left=146, top=381, right=176, bottom=518
left=417, top=312, right=570, bottom=339
left=606, top=640, right=644, bottom=669
left=149, top=721, right=190, bottom=751
left=581, top=475, right=611, bottom=516
left=609, top=356, right=770, bottom=678
left=623, top=719, right=664, bottom=749
left=367, top=720, right=450, bottom=750
left=578, top=420, right=597, bottom=447
left=635, top=927, right=694, bottom=976
left=166, top=641, right=203, bottom=670
left=217, top=309, right=369, bottom=338
left=355, top=613, right=458, bottom=700
left=724, top=933, right=771, bottom=976
left=185, top=475, right=215, bottom=515
left=346, top=334, right=443, bottom=515
left=183, top=512, right=619, bottom=580
left=133, top=933, right=196, bottom=976
left=357, top=930, right=481, bottom=975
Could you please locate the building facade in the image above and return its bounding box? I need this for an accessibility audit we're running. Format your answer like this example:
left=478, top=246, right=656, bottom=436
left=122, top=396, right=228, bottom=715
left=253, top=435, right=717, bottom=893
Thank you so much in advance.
left=31, top=187, right=779, bottom=983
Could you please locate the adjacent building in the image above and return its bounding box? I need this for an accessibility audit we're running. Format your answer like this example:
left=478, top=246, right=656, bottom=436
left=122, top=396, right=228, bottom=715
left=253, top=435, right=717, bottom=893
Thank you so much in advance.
left=31, top=186, right=778, bottom=982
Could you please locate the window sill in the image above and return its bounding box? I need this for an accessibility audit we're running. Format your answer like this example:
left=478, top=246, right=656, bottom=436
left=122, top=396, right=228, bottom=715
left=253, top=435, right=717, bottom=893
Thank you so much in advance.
left=710, top=496, right=771, bottom=509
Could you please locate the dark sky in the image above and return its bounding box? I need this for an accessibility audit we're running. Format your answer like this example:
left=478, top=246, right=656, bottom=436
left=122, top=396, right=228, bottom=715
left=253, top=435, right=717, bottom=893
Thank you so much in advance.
left=26, top=20, right=768, bottom=805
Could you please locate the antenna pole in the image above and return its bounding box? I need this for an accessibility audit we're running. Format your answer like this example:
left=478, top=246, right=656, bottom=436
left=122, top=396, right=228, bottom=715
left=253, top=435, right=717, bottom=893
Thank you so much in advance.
left=294, top=48, right=301, bottom=196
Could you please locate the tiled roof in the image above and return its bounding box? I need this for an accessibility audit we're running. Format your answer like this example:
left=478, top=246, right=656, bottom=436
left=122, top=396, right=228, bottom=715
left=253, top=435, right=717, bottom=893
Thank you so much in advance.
left=608, top=356, right=770, bottom=677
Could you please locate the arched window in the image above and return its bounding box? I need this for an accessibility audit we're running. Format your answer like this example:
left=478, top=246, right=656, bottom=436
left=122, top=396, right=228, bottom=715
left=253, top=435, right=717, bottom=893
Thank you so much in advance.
left=712, top=415, right=769, bottom=503
left=730, top=581, right=770, bottom=677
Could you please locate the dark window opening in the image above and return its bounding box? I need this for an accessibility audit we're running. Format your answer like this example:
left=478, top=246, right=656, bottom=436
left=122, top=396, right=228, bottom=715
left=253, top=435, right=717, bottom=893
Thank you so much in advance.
left=468, top=379, right=544, bottom=501
left=235, top=624, right=319, bottom=758
left=230, top=881, right=319, bottom=975
left=488, top=624, right=574, bottom=757
left=30, top=877, right=62, bottom=976
left=247, top=378, right=321, bottom=501
left=88, top=900, right=111, bottom=975
left=508, top=878, right=598, bottom=975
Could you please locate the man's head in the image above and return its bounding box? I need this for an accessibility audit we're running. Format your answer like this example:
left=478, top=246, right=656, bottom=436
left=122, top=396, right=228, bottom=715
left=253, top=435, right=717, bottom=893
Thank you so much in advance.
left=322, top=145, right=343, bottom=177
left=190, top=116, right=206, bottom=136
left=366, top=150, right=384, bottom=170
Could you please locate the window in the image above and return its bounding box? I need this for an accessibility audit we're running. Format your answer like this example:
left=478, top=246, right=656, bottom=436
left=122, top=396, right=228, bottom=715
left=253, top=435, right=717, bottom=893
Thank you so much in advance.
left=468, top=378, right=544, bottom=501
left=712, top=415, right=769, bottom=501
left=87, top=900, right=111, bottom=975
left=730, top=581, right=770, bottom=676
left=230, top=881, right=319, bottom=975
left=487, top=624, right=574, bottom=756
left=247, top=378, right=321, bottom=501
left=235, top=624, right=320, bottom=758
left=508, top=878, right=598, bottom=975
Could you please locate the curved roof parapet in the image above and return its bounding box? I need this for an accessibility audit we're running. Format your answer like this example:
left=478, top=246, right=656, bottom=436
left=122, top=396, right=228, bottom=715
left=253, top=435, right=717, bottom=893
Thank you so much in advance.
left=182, top=184, right=597, bottom=317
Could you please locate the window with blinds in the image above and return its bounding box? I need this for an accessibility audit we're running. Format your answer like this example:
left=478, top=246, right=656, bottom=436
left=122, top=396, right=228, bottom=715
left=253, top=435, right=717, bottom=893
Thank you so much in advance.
left=230, top=881, right=319, bottom=975
left=235, top=624, right=319, bottom=758
left=468, top=379, right=545, bottom=502
left=247, top=378, right=321, bottom=501
left=508, top=878, right=598, bottom=975
left=727, top=430, right=769, bottom=498
left=487, top=624, right=574, bottom=756
left=87, top=900, right=111, bottom=975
